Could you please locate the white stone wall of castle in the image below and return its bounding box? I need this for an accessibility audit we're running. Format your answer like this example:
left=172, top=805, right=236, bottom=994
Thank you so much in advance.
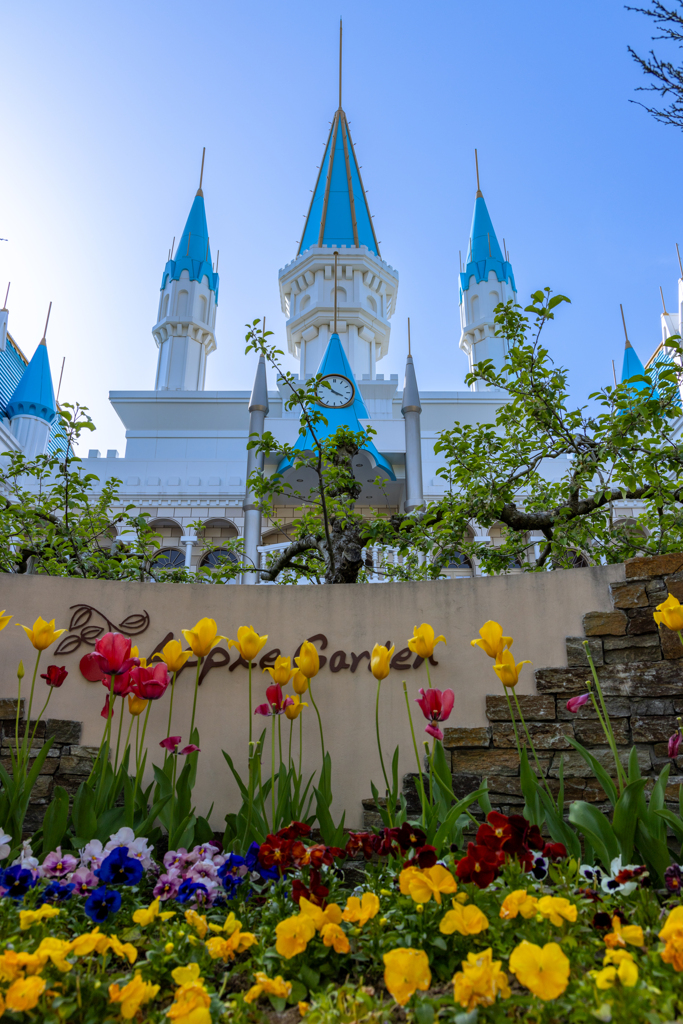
left=459, top=269, right=516, bottom=390
left=153, top=269, right=217, bottom=391
left=9, top=413, right=51, bottom=459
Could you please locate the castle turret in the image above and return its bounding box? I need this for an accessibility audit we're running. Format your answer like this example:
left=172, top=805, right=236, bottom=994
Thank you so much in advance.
left=459, top=157, right=516, bottom=390
left=153, top=154, right=219, bottom=391
left=6, top=317, right=57, bottom=459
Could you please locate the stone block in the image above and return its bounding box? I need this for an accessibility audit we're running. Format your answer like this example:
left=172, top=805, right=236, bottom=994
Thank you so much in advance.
left=566, top=637, right=603, bottom=667
left=660, top=626, right=683, bottom=660
left=625, top=553, right=683, bottom=579
left=583, top=610, right=628, bottom=636
left=626, top=609, right=659, bottom=635
left=558, top=696, right=631, bottom=720
left=603, top=634, right=662, bottom=664
left=609, top=581, right=649, bottom=609
left=631, top=715, right=680, bottom=743
left=547, top=745, right=650, bottom=779
left=0, top=699, right=22, bottom=720
left=485, top=695, right=555, bottom=721
left=631, top=697, right=675, bottom=716
left=442, top=727, right=491, bottom=748
left=492, top=722, right=574, bottom=750
left=665, top=571, right=683, bottom=603
left=647, top=580, right=668, bottom=605
left=574, top=718, right=630, bottom=745
left=53, top=774, right=87, bottom=796
left=451, top=772, right=483, bottom=800
left=45, top=720, right=82, bottom=744
left=58, top=755, right=93, bottom=776
left=29, top=776, right=53, bottom=802
left=68, top=746, right=99, bottom=759
left=665, top=777, right=683, bottom=802
left=451, top=748, right=551, bottom=777
left=17, top=720, right=45, bottom=739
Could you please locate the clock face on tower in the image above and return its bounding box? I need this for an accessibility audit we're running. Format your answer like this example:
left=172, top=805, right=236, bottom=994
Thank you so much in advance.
left=317, top=374, right=355, bottom=409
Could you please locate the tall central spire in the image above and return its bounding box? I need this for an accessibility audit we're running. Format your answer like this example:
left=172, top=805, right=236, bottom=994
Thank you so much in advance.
left=298, top=23, right=379, bottom=256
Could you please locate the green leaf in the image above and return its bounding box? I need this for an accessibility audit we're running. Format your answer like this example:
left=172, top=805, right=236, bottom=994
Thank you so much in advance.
left=568, top=800, right=619, bottom=868
left=519, top=748, right=544, bottom=827
left=300, top=965, right=320, bottom=990
left=538, top=790, right=580, bottom=860
left=71, top=782, right=98, bottom=843
left=41, top=785, right=70, bottom=856
left=612, top=779, right=647, bottom=863
left=567, top=738, right=618, bottom=805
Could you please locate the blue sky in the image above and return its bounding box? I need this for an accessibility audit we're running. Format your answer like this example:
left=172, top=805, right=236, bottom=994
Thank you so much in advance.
left=0, top=0, right=680, bottom=453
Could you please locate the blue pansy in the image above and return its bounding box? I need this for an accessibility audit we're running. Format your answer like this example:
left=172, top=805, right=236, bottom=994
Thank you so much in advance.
left=176, top=879, right=209, bottom=904
left=2, top=866, right=38, bottom=901
left=84, top=886, right=122, bottom=923
left=43, top=880, right=75, bottom=902
left=245, top=841, right=278, bottom=882
left=96, top=847, right=143, bottom=886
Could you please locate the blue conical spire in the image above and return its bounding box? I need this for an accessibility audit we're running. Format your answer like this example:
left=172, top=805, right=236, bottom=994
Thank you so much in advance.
left=460, top=193, right=515, bottom=293
left=5, top=339, right=57, bottom=423
left=161, top=190, right=219, bottom=299
left=299, top=109, right=379, bottom=256
left=621, top=338, right=649, bottom=390
left=277, top=333, right=395, bottom=479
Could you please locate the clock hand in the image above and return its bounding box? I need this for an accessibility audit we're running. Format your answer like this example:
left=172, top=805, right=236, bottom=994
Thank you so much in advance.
left=328, top=387, right=344, bottom=397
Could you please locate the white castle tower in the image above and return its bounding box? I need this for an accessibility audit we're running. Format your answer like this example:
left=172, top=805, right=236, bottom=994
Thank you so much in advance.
left=278, top=62, right=398, bottom=381
left=459, top=157, right=517, bottom=390
left=152, top=153, right=219, bottom=391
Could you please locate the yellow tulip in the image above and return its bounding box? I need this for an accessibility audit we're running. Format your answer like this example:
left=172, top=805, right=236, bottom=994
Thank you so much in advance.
left=0, top=610, right=12, bottom=631
left=407, top=623, right=446, bottom=660
left=263, top=655, right=295, bottom=686
left=17, top=616, right=66, bottom=651
left=371, top=643, right=394, bottom=681
left=654, top=593, right=683, bottom=632
left=128, top=694, right=148, bottom=716
left=152, top=639, right=192, bottom=673
left=292, top=669, right=309, bottom=695
left=181, top=618, right=226, bottom=658
left=227, top=625, right=269, bottom=662
left=285, top=694, right=307, bottom=720
left=471, top=621, right=513, bottom=659
left=493, top=649, right=531, bottom=688
left=295, top=640, right=320, bottom=679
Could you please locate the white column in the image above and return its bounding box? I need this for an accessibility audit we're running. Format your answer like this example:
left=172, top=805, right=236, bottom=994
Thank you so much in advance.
left=181, top=533, right=197, bottom=570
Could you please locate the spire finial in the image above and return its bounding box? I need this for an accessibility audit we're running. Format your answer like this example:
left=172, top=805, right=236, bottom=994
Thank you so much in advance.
left=197, top=147, right=206, bottom=196
left=620, top=304, right=632, bottom=349
left=475, top=148, right=483, bottom=198
left=333, top=251, right=339, bottom=333
left=407, top=316, right=411, bottom=356
left=40, top=301, right=52, bottom=346
left=660, top=286, right=669, bottom=315
left=2, top=282, right=9, bottom=311
left=677, top=242, right=683, bottom=278
left=339, top=18, right=343, bottom=111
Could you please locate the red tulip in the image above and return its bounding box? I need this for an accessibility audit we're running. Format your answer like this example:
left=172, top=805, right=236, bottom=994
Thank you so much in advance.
left=254, top=684, right=293, bottom=717
left=80, top=632, right=139, bottom=682
left=130, top=663, right=170, bottom=701
left=180, top=745, right=200, bottom=755
left=414, top=687, right=455, bottom=741
left=40, top=665, right=68, bottom=688
left=566, top=693, right=590, bottom=714
left=101, top=694, right=113, bottom=719
left=160, top=736, right=182, bottom=752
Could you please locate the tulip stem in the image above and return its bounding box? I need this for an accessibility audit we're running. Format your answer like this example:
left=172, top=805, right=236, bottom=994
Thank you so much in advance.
left=123, top=713, right=136, bottom=778
left=278, top=715, right=283, bottom=767
left=510, top=688, right=554, bottom=801
left=166, top=670, right=177, bottom=741
left=29, top=690, right=53, bottom=751
left=114, top=696, right=125, bottom=772
left=14, top=669, right=22, bottom=760
left=243, top=741, right=256, bottom=852
left=20, top=652, right=42, bottom=769
left=271, top=714, right=276, bottom=831
left=248, top=660, right=253, bottom=745
left=299, top=713, right=303, bottom=778
left=583, top=642, right=626, bottom=793
left=307, top=680, right=325, bottom=762
left=403, top=681, right=427, bottom=827
left=189, top=658, right=202, bottom=739
left=288, top=719, right=293, bottom=770
left=375, top=677, right=392, bottom=824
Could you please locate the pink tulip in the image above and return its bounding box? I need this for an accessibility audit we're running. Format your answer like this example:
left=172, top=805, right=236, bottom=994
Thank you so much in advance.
left=566, top=693, right=590, bottom=714
left=415, top=687, right=455, bottom=742
left=160, top=736, right=182, bottom=752
left=668, top=732, right=682, bottom=759
left=180, top=745, right=200, bottom=755
left=130, top=663, right=170, bottom=701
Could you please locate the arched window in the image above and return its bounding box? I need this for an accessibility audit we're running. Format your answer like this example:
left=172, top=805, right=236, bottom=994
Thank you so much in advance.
left=177, top=290, right=189, bottom=317
left=155, top=548, right=184, bottom=569
left=163, top=294, right=170, bottom=317
left=198, top=294, right=207, bottom=323
left=366, top=295, right=377, bottom=313
left=300, top=295, right=311, bottom=312
left=448, top=552, right=472, bottom=569
left=200, top=548, right=238, bottom=568
left=332, top=285, right=347, bottom=304
left=471, top=295, right=480, bottom=322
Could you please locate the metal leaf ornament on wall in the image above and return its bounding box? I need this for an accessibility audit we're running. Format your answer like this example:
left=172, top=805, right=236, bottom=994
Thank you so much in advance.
left=55, top=604, right=150, bottom=657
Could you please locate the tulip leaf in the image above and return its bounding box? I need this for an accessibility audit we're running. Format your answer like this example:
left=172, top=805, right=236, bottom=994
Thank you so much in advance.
left=519, top=748, right=544, bottom=827
left=538, top=790, right=580, bottom=860
left=628, top=745, right=642, bottom=784
left=655, top=808, right=683, bottom=844
left=71, top=781, right=98, bottom=843
left=612, top=778, right=647, bottom=864
left=432, top=785, right=489, bottom=852
left=567, top=738, right=618, bottom=806
left=568, top=800, right=619, bottom=868
left=41, top=785, right=70, bottom=858
left=635, top=819, right=671, bottom=885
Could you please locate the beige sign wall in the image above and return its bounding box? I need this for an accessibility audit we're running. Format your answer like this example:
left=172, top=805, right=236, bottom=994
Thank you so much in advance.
left=0, top=566, right=623, bottom=828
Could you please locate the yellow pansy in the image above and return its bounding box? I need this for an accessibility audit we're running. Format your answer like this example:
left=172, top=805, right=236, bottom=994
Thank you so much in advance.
left=500, top=890, right=539, bottom=920
left=383, top=947, right=432, bottom=1006
left=244, top=971, right=293, bottom=1004
left=107, top=935, right=138, bottom=964
left=275, top=914, right=316, bottom=959
left=68, top=928, right=110, bottom=956
left=181, top=618, right=227, bottom=658
left=654, top=593, right=683, bottom=632
left=407, top=623, right=446, bottom=660
left=470, top=620, right=513, bottom=659
left=132, top=897, right=176, bottom=927
left=509, top=941, right=570, bottom=1001
left=370, top=643, right=394, bottom=681
left=227, top=625, right=268, bottom=662
left=321, top=921, right=350, bottom=953
left=19, top=904, right=60, bottom=930
left=295, top=640, right=320, bottom=679
left=406, top=864, right=458, bottom=905
left=152, top=638, right=192, bottom=672
left=17, top=616, right=66, bottom=650
left=537, top=896, right=577, bottom=927
left=493, top=648, right=532, bottom=688
left=184, top=908, right=208, bottom=939
left=452, top=947, right=511, bottom=1011
left=108, top=974, right=160, bottom=1020
left=171, top=963, right=203, bottom=987
left=34, top=937, right=73, bottom=973
left=440, top=901, right=489, bottom=936
left=5, top=976, right=46, bottom=1012
left=342, top=892, right=380, bottom=927
left=263, top=654, right=295, bottom=685
left=604, top=915, right=644, bottom=948
left=299, top=896, right=343, bottom=931
left=205, top=925, right=257, bottom=961
left=591, top=959, right=638, bottom=989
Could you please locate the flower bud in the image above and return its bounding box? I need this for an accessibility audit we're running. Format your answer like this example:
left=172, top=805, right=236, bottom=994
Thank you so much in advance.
left=17, top=661, right=24, bottom=680
left=416, top=904, right=424, bottom=915
left=164, top=942, right=174, bottom=954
